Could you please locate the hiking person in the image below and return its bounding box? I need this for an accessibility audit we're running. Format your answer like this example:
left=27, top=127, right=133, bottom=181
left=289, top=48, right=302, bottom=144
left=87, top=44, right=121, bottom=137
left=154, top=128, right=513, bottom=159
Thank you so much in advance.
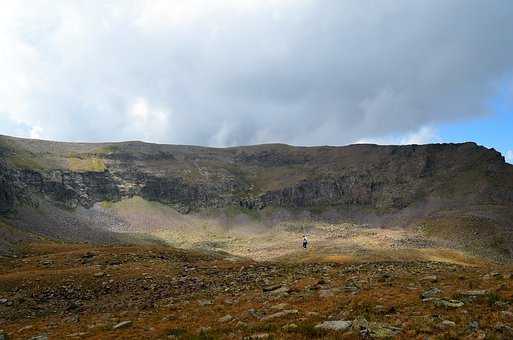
left=303, top=235, right=308, bottom=249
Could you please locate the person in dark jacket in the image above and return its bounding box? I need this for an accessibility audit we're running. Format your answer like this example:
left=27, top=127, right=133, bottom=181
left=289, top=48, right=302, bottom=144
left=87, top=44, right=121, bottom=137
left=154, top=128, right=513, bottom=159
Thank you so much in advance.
left=303, top=235, right=308, bottom=249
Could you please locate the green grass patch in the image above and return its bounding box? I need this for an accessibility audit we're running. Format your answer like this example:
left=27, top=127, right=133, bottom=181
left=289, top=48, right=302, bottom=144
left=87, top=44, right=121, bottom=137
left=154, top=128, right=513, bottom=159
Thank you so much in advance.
left=93, top=145, right=120, bottom=154
left=100, top=201, right=114, bottom=209
left=8, top=153, right=45, bottom=170
left=67, top=157, right=106, bottom=172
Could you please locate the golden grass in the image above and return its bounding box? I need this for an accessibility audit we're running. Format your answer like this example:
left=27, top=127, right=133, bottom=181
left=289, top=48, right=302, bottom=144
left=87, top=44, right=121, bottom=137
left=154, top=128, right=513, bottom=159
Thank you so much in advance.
left=67, top=157, right=106, bottom=172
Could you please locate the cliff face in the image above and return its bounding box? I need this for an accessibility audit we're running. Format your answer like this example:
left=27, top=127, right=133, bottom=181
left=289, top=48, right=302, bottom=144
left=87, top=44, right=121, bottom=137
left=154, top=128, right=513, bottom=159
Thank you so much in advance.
left=1, top=135, right=512, bottom=216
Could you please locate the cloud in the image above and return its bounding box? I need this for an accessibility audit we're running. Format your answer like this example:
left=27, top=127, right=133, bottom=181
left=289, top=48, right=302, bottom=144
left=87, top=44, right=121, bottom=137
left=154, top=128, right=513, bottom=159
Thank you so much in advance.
left=0, top=1, right=513, bottom=146
left=355, top=126, right=439, bottom=145
left=506, top=150, right=513, bottom=164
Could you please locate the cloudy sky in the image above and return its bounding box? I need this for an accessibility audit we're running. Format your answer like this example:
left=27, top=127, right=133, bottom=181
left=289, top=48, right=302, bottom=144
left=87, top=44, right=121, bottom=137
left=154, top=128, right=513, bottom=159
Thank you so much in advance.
left=1, top=0, right=512, bottom=162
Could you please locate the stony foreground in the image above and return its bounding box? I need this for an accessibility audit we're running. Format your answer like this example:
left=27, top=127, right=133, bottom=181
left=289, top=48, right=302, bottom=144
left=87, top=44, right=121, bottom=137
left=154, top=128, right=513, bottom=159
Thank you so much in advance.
left=1, top=243, right=513, bottom=339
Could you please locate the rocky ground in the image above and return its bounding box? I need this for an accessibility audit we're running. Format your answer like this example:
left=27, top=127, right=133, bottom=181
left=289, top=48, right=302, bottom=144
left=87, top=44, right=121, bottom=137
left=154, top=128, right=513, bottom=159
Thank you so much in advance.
left=1, top=242, right=513, bottom=339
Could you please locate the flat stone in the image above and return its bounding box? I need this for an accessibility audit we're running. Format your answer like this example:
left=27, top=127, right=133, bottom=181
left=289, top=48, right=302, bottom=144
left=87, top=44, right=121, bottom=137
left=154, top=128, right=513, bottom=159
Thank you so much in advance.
left=366, top=323, right=402, bottom=338
left=270, top=303, right=288, bottom=310
left=315, top=320, right=352, bottom=331
left=247, top=333, right=269, bottom=339
left=30, top=335, right=48, bottom=340
left=113, top=321, right=132, bottom=330
left=218, top=315, right=233, bottom=323
left=420, top=275, right=438, bottom=283
left=261, top=309, right=298, bottom=321
left=433, top=299, right=464, bottom=308
left=66, top=332, right=88, bottom=338
left=437, top=320, right=456, bottom=329
left=262, top=284, right=282, bottom=292
left=421, top=287, right=442, bottom=299
left=268, top=286, right=290, bottom=295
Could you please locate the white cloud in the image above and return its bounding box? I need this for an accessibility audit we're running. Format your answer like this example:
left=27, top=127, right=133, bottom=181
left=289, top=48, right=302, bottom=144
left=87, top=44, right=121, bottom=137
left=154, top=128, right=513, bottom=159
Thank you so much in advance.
left=126, top=97, right=170, bottom=143
left=399, top=126, right=439, bottom=145
left=506, top=150, right=513, bottom=164
left=355, top=126, right=439, bottom=146
left=29, top=126, right=43, bottom=139
left=0, top=1, right=512, bottom=146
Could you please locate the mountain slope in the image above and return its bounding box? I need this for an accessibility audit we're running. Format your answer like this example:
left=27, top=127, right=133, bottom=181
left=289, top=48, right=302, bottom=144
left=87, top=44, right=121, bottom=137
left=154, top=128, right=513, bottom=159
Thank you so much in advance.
left=1, top=134, right=512, bottom=258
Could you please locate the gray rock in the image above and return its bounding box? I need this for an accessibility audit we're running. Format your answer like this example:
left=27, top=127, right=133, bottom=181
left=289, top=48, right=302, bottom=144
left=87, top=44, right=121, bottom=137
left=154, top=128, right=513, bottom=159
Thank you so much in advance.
left=437, top=320, right=456, bottom=329
left=113, top=321, right=132, bottom=330
left=433, top=299, right=464, bottom=308
left=218, top=314, right=233, bottom=323
left=262, top=284, right=282, bottom=292
left=261, top=309, right=298, bottom=321
left=365, top=323, right=402, bottom=338
left=268, top=286, right=290, bottom=295
left=315, top=320, right=352, bottom=332
left=420, top=275, right=438, bottom=283
left=30, top=335, right=48, bottom=340
left=467, top=320, right=479, bottom=332
left=247, top=333, right=269, bottom=339
left=421, top=287, right=442, bottom=299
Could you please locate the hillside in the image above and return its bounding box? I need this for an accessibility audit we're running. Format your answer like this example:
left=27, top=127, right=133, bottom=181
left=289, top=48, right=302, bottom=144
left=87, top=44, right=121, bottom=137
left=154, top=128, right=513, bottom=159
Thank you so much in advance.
left=1, top=135, right=513, bottom=339
left=1, top=134, right=512, bottom=212
left=1, top=134, right=513, bottom=259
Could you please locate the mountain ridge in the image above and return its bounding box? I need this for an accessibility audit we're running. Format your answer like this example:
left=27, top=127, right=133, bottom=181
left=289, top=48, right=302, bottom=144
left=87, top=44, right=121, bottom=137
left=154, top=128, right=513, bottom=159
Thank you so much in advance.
left=1, top=134, right=513, bottom=259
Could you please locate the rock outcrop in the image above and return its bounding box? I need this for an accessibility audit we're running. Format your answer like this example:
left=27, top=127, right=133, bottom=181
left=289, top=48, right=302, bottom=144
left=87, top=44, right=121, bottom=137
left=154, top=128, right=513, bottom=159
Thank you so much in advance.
left=1, top=135, right=512, bottom=216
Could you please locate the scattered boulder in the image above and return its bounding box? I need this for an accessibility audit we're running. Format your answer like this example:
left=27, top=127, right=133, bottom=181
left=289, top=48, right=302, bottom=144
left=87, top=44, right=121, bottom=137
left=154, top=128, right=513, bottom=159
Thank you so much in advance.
left=421, top=287, right=442, bottom=299
left=436, top=320, right=456, bottom=329
left=364, top=323, right=402, bottom=338
left=433, top=299, right=464, bottom=309
left=315, top=320, right=352, bottom=332
left=30, top=335, right=48, bottom=340
left=467, top=321, right=479, bottom=332
left=262, top=284, right=282, bottom=292
left=113, top=321, right=132, bottom=330
left=270, top=303, right=288, bottom=311
left=218, top=315, right=233, bottom=323
left=261, top=309, right=298, bottom=321
left=420, top=275, right=438, bottom=283
left=246, top=333, right=269, bottom=339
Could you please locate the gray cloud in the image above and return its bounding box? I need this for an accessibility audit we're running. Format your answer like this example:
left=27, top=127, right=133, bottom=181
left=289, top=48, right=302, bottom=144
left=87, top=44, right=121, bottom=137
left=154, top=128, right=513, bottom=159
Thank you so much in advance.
left=1, top=0, right=512, bottom=146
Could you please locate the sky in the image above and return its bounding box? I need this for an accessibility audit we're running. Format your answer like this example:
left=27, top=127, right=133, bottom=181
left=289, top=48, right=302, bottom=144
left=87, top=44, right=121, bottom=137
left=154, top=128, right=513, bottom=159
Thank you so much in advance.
left=0, top=0, right=512, bottom=163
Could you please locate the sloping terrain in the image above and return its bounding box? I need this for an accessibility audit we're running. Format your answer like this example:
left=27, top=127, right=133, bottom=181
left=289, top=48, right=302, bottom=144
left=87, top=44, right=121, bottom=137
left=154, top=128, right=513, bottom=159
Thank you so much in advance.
left=1, top=135, right=513, bottom=339
left=1, top=242, right=513, bottom=339
left=1, top=134, right=512, bottom=259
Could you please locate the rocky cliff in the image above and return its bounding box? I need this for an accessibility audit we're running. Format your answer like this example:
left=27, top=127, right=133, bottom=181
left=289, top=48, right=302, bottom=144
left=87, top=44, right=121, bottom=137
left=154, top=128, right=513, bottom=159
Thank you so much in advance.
left=1, top=135, right=512, bottom=217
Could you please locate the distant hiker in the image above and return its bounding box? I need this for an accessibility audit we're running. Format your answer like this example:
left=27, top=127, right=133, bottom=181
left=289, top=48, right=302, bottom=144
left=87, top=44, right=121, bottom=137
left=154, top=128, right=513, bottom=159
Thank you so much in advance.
left=303, top=235, right=308, bottom=249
